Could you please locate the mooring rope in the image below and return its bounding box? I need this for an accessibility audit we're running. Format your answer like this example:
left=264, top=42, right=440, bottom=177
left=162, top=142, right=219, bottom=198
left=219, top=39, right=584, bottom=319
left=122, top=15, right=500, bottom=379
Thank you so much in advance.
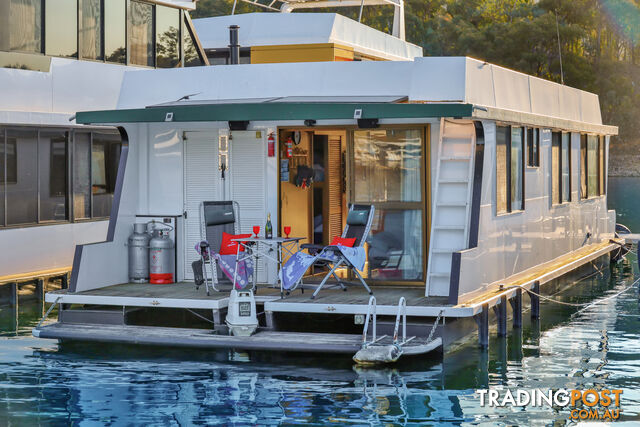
left=185, top=308, right=215, bottom=324
left=511, top=275, right=640, bottom=309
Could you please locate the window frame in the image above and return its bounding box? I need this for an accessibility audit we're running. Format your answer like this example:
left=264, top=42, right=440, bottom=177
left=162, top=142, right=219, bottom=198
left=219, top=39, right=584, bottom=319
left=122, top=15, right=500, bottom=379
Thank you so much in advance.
left=580, top=133, right=604, bottom=200
left=1, top=1, right=204, bottom=69
left=347, top=125, right=429, bottom=285
left=526, top=127, right=540, bottom=168
left=496, top=124, right=525, bottom=215
left=550, top=131, right=572, bottom=206
left=0, top=125, right=121, bottom=230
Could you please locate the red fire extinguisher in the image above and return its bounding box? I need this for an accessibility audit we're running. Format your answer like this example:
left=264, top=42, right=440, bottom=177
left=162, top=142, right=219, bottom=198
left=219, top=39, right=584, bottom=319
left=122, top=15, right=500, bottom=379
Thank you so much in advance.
left=267, top=133, right=275, bottom=157
left=285, top=137, right=293, bottom=158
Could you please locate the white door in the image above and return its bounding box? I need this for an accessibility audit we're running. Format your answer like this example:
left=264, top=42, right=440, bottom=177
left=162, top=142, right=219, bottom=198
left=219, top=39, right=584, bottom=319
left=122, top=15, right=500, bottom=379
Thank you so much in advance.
left=183, top=131, right=220, bottom=280
left=230, top=131, right=269, bottom=283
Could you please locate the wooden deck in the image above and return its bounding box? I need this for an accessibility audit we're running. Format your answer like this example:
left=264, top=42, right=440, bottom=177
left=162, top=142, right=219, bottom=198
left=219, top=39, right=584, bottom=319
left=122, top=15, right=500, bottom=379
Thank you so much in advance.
left=33, top=322, right=442, bottom=355
left=46, top=282, right=282, bottom=310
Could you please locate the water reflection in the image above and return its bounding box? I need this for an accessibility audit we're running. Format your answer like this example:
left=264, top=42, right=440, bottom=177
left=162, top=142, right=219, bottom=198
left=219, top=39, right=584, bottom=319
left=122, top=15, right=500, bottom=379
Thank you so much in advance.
left=0, top=256, right=638, bottom=423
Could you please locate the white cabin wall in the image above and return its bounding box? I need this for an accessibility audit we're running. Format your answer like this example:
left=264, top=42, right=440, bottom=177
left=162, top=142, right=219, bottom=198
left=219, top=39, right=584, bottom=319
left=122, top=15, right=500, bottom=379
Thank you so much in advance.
left=74, top=124, right=140, bottom=292
left=456, top=121, right=613, bottom=300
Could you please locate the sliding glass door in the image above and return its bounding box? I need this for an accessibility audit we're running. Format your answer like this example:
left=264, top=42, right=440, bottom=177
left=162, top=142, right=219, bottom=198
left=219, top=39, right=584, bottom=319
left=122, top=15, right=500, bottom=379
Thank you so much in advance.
left=350, top=127, right=427, bottom=283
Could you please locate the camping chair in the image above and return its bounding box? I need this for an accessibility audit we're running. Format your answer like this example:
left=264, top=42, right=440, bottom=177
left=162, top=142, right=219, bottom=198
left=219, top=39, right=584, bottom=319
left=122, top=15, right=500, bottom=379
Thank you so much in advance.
left=301, top=204, right=375, bottom=299
left=192, top=200, right=246, bottom=295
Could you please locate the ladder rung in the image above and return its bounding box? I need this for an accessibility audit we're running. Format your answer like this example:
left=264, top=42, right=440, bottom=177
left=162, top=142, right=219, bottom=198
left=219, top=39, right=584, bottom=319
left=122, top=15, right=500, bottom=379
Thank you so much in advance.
left=441, top=156, right=471, bottom=161
left=436, top=202, right=467, bottom=207
left=438, top=179, right=468, bottom=184
left=431, top=248, right=455, bottom=254
left=430, top=272, right=450, bottom=278
left=434, top=225, right=465, bottom=230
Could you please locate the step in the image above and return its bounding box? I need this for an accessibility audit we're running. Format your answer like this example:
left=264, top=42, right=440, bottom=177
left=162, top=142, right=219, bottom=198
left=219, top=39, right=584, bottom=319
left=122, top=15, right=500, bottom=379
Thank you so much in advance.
left=441, top=156, right=472, bottom=161
left=436, top=202, right=467, bottom=208
left=431, top=248, right=456, bottom=254
left=438, top=178, right=469, bottom=184
left=429, top=272, right=450, bottom=278
left=434, top=225, right=465, bottom=230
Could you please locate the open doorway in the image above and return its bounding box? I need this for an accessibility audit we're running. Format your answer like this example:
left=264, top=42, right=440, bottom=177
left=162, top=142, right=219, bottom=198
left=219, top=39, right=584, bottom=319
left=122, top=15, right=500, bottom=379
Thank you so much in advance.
left=279, top=129, right=347, bottom=251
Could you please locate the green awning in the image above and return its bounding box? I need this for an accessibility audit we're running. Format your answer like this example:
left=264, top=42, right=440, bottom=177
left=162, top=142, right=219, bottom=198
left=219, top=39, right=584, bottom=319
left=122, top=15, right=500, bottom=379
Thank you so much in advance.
left=75, top=102, right=474, bottom=125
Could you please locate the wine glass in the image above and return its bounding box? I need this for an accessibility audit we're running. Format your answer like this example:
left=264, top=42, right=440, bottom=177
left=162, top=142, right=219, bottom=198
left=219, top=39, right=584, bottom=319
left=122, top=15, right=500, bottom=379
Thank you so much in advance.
left=253, top=225, right=260, bottom=238
left=284, top=226, right=291, bottom=239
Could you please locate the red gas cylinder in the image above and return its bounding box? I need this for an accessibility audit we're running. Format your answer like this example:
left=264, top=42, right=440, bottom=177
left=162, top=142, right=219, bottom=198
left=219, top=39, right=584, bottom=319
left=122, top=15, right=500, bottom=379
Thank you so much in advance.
left=149, top=229, right=174, bottom=284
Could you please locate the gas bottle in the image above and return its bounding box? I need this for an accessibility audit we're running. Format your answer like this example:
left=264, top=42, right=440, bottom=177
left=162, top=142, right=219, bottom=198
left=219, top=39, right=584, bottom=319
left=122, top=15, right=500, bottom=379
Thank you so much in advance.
left=128, top=223, right=150, bottom=283
left=149, top=224, right=175, bottom=284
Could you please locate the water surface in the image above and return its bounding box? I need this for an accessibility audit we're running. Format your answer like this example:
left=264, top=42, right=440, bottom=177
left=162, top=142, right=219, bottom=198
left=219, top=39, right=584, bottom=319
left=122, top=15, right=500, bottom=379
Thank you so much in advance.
left=0, top=178, right=639, bottom=424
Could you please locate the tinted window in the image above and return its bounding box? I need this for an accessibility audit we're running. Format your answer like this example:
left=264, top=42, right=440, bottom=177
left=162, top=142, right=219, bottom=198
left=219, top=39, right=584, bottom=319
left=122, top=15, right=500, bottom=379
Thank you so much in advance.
left=527, top=128, right=539, bottom=167
left=92, top=132, right=121, bottom=218
left=39, top=130, right=68, bottom=221
left=599, top=136, right=605, bottom=195
left=0, top=0, right=42, bottom=53
left=104, top=0, right=126, bottom=63
left=79, top=0, right=102, bottom=60
left=129, top=1, right=154, bottom=67
left=45, top=0, right=77, bottom=58
left=551, top=131, right=560, bottom=204
left=496, top=125, right=509, bottom=214
left=510, top=126, right=524, bottom=210
left=73, top=132, right=91, bottom=219
left=183, top=15, right=203, bottom=67
left=0, top=130, right=5, bottom=226
left=561, top=133, right=571, bottom=203
left=580, top=134, right=587, bottom=199
left=353, top=128, right=425, bottom=281
left=156, top=6, right=179, bottom=68
left=6, top=129, right=38, bottom=225
left=587, top=135, right=598, bottom=197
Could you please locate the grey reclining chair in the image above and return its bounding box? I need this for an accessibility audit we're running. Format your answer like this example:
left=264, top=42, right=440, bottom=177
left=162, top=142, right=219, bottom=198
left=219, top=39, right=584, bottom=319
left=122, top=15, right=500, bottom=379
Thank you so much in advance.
left=192, top=200, right=242, bottom=295
left=301, top=204, right=375, bottom=299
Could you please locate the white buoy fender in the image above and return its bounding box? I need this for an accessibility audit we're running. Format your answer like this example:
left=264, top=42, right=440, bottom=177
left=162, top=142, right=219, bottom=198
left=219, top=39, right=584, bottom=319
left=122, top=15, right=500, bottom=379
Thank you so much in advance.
left=353, top=344, right=402, bottom=365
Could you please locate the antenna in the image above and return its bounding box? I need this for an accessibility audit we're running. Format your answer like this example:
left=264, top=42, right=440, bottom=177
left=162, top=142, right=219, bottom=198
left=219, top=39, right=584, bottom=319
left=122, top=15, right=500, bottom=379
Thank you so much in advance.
left=555, top=10, right=564, bottom=85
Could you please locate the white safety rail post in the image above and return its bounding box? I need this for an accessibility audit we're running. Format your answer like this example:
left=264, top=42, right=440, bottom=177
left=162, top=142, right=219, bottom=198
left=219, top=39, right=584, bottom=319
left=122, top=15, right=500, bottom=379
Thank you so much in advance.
left=362, top=295, right=377, bottom=345
left=393, top=297, right=407, bottom=345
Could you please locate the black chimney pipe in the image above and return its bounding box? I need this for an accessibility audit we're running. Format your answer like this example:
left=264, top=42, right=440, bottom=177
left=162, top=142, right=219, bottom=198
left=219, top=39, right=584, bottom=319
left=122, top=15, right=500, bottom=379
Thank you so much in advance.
left=229, top=25, right=240, bottom=65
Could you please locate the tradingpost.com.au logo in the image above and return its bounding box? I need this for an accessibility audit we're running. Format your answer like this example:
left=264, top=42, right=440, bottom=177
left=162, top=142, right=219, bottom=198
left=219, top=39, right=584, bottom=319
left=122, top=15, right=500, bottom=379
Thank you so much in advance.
left=477, top=388, right=623, bottom=421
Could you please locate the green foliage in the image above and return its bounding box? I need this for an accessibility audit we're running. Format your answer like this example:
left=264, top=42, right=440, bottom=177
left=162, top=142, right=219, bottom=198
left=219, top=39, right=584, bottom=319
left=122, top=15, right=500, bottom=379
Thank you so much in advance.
left=193, top=0, right=640, bottom=148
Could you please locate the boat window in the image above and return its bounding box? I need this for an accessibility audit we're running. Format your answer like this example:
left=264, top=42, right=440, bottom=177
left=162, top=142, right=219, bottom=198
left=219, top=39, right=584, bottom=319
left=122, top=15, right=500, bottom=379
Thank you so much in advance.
left=599, top=136, right=606, bottom=195
left=511, top=126, right=524, bottom=210
left=5, top=129, right=38, bottom=225
left=587, top=135, right=598, bottom=197
left=0, top=0, right=42, bottom=54
left=526, top=128, right=540, bottom=167
left=45, top=0, right=78, bottom=58
left=580, top=134, right=587, bottom=199
left=352, top=128, right=425, bottom=281
left=39, top=130, right=68, bottom=222
left=561, top=133, right=571, bottom=203
left=79, top=0, right=103, bottom=60
left=73, top=132, right=92, bottom=219
left=551, top=132, right=561, bottom=204
left=496, top=126, right=509, bottom=214
left=156, top=5, right=180, bottom=68
left=183, top=13, right=204, bottom=67
left=91, top=131, right=121, bottom=218
left=496, top=125, right=524, bottom=213
left=104, top=0, right=126, bottom=64
left=128, top=0, right=154, bottom=67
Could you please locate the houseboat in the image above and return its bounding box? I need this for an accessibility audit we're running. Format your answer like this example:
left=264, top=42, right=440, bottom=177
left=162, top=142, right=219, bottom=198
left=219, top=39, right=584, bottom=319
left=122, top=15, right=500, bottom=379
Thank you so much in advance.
left=0, top=0, right=209, bottom=291
left=32, top=42, right=620, bottom=359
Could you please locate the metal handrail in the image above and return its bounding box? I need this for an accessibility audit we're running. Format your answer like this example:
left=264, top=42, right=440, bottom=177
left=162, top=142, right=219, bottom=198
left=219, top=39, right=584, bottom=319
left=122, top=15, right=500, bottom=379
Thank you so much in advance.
left=362, top=295, right=376, bottom=344
left=393, top=297, right=407, bottom=344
